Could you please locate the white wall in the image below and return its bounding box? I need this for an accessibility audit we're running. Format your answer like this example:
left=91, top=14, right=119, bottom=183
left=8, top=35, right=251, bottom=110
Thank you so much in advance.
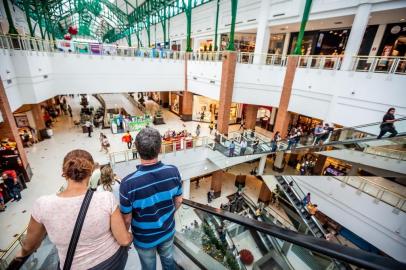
left=187, top=60, right=222, bottom=100
left=293, top=176, right=406, bottom=263
left=290, top=68, right=406, bottom=126
left=0, top=50, right=184, bottom=110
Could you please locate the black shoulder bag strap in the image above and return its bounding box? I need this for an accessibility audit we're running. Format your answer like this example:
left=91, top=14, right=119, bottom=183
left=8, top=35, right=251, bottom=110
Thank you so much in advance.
left=63, top=189, right=95, bottom=270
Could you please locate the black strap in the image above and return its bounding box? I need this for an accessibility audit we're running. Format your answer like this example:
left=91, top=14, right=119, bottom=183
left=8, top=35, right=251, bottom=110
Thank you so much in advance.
left=63, top=189, right=94, bottom=270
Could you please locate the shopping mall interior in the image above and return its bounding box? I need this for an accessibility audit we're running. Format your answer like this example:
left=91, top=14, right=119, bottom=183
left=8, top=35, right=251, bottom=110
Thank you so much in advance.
left=0, top=0, right=406, bottom=269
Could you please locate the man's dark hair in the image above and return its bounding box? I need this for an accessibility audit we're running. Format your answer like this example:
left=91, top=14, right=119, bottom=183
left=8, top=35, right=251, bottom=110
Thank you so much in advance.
left=135, top=127, right=162, bottom=160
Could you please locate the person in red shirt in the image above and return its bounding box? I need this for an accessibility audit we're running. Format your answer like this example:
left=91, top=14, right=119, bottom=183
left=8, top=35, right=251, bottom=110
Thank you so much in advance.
left=121, top=131, right=132, bottom=149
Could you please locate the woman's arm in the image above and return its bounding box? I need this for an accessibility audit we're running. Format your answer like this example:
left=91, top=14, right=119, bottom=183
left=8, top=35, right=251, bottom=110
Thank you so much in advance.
left=16, top=217, right=46, bottom=258
left=111, top=208, right=133, bottom=246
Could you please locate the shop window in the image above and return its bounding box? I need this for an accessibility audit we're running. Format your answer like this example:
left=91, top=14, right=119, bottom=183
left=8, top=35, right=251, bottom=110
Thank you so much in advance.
left=268, top=34, right=285, bottom=54
left=378, top=23, right=406, bottom=57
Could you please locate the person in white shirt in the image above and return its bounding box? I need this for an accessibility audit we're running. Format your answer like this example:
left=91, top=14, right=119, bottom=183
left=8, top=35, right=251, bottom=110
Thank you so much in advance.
left=240, top=140, right=247, bottom=155
left=85, top=120, right=93, bottom=137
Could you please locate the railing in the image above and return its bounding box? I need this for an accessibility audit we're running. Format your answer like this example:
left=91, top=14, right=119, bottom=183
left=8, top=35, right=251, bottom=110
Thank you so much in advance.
left=0, top=227, right=27, bottom=270
left=183, top=199, right=405, bottom=270
left=212, top=118, right=406, bottom=158
left=352, top=56, right=406, bottom=75
left=333, top=176, right=406, bottom=213
left=0, top=34, right=186, bottom=60
left=2, top=34, right=405, bottom=75
left=108, top=136, right=210, bottom=167
left=363, top=146, right=406, bottom=161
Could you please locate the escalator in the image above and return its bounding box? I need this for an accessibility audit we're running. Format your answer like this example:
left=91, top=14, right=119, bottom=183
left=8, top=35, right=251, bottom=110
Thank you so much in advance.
left=7, top=199, right=406, bottom=270
left=275, top=175, right=326, bottom=239
left=211, top=118, right=406, bottom=158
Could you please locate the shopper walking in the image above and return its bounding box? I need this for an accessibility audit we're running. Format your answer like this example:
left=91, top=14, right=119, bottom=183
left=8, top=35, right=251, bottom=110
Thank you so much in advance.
left=97, top=165, right=120, bottom=201
left=102, top=135, right=110, bottom=154
left=240, top=140, right=247, bottom=155
left=121, top=131, right=132, bottom=149
left=13, top=150, right=132, bottom=270
left=67, top=105, right=73, bottom=117
left=85, top=120, right=93, bottom=137
left=377, top=108, right=399, bottom=139
left=239, top=119, right=245, bottom=130
left=120, top=128, right=183, bottom=270
left=99, top=133, right=105, bottom=152
left=209, top=121, right=214, bottom=134
left=196, top=124, right=201, bottom=137
left=229, top=140, right=236, bottom=157
left=271, top=131, right=281, bottom=152
left=2, top=173, right=21, bottom=201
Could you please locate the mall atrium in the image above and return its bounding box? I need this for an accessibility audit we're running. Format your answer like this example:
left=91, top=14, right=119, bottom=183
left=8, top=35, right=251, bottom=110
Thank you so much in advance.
left=0, top=0, right=405, bottom=269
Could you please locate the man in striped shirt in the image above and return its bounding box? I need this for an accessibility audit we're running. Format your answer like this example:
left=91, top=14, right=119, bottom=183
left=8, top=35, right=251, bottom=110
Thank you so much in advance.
left=120, top=127, right=183, bottom=270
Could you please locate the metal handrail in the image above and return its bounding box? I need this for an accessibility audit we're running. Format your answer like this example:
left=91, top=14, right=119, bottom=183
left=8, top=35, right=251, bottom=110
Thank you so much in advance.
left=0, top=227, right=27, bottom=268
left=183, top=199, right=405, bottom=270
left=333, top=176, right=406, bottom=211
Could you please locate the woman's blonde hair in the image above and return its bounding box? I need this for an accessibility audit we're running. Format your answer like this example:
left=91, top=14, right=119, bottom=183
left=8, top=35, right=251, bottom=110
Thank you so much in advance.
left=100, top=165, right=114, bottom=192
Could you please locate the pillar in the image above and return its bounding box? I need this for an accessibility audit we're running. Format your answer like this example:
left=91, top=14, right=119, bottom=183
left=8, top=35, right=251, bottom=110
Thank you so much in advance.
left=217, top=51, right=237, bottom=135
left=181, top=52, right=193, bottom=121
left=340, top=4, right=372, bottom=70
left=258, top=155, right=267, bottom=175
left=161, top=92, right=170, bottom=108
left=0, top=81, right=30, bottom=178
left=258, top=182, right=271, bottom=203
left=31, top=104, right=46, bottom=140
left=273, top=56, right=298, bottom=138
left=211, top=170, right=224, bottom=198
left=253, top=0, right=271, bottom=64
left=244, top=104, right=259, bottom=130
left=281, top=32, right=291, bottom=57
left=183, top=179, right=191, bottom=199
left=181, top=92, right=193, bottom=121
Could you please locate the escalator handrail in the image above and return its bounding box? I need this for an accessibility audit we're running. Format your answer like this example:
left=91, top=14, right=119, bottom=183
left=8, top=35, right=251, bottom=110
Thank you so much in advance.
left=181, top=199, right=406, bottom=270
left=343, top=116, right=406, bottom=130
left=278, top=176, right=328, bottom=236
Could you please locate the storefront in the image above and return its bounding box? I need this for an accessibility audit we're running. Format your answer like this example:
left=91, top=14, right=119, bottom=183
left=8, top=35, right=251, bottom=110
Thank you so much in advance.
left=378, top=23, right=406, bottom=57
left=198, top=39, right=214, bottom=52
left=220, top=33, right=256, bottom=52
left=170, top=92, right=181, bottom=115
left=321, top=157, right=351, bottom=176
left=268, top=34, right=285, bottom=54
left=255, top=106, right=276, bottom=132
left=193, top=95, right=239, bottom=124
left=289, top=113, right=323, bottom=135
left=288, top=28, right=350, bottom=55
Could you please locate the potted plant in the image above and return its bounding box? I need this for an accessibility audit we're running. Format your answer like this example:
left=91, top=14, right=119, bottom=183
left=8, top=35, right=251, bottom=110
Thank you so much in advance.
left=153, top=108, right=165, bottom=125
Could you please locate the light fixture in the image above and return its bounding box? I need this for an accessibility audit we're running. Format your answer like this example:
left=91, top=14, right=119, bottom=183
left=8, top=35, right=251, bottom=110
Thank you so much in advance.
left=401, top=18, right=405, bottom=21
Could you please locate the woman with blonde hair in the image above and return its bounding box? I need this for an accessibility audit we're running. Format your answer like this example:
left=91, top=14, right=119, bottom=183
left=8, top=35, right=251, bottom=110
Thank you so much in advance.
left=14, top=149, right=132, bottom=270
left=97, top=165, right=120, bottom=200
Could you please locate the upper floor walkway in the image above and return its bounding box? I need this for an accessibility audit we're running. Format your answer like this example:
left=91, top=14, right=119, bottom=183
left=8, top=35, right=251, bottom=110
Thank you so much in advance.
left=1, top=35, right=406, bottom=127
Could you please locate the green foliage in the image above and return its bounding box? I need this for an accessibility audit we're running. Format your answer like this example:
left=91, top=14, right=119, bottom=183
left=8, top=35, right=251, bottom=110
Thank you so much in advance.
left=226, top=252, right=240, bottom=270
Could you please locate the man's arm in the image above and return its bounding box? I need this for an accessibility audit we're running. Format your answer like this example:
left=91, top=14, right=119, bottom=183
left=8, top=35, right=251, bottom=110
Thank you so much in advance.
left=174, top=195, right=183, bottom=211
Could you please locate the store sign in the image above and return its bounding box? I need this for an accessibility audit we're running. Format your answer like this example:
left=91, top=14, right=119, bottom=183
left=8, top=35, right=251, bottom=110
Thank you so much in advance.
left=391, top=25, right=401, bottom=34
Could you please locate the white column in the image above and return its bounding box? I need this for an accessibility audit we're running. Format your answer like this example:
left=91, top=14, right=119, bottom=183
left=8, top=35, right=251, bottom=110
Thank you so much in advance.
left=258, top=155, right=267, bottom=175
left=341, top=4, right=372, bottom=70
left=282, top=32, right=291, bottom=57
left=183, top=179, right=191, bottom=199
left=369, top=24, right=386, bottom=57
left=253, top=0, right=271, bottom=64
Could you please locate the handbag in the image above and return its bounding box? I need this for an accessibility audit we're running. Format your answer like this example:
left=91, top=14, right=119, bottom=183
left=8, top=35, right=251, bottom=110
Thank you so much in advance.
left=63, top=189, right=95, bottom=270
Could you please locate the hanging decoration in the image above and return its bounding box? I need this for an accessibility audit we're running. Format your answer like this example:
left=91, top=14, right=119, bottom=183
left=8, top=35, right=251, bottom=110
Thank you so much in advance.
left=68, top=26, right=78, bottom=35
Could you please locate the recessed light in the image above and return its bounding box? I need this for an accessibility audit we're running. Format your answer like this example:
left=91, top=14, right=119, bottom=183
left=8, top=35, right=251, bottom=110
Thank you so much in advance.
left=401, top=18, right=405, bottom=21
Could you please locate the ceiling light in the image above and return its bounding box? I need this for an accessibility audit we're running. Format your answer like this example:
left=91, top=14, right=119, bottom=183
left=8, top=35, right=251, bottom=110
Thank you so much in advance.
left=401, top=18, right=405, bottom=21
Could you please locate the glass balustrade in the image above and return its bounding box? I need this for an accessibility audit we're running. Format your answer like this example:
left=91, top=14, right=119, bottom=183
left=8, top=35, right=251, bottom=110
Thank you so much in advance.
left=1, top=35, right=405, bottom=74
left=212, top=118, right=406, bottom=158
left=3, top=199, right=405, bottom=270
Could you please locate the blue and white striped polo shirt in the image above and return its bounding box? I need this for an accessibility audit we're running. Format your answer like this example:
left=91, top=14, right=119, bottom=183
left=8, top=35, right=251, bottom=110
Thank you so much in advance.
left=119, top=161, right=182, bottom=249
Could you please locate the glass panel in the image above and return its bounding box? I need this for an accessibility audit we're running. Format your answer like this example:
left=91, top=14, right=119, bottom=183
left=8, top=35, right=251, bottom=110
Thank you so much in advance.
left=175, top=204, right=350, bottom=270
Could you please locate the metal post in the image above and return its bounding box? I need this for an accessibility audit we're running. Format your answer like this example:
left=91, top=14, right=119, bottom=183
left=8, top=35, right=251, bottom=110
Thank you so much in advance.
left=3, top=0, right=18, bottom=35
left=184, top=0, right=192, bottom=52
left=227, top=0, right=238, bottom=51
left=23, top=0, right=34, bottom=37
left=214, top=0, right=220, bottom=51
left=294, top=0, right=313, bottom=55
